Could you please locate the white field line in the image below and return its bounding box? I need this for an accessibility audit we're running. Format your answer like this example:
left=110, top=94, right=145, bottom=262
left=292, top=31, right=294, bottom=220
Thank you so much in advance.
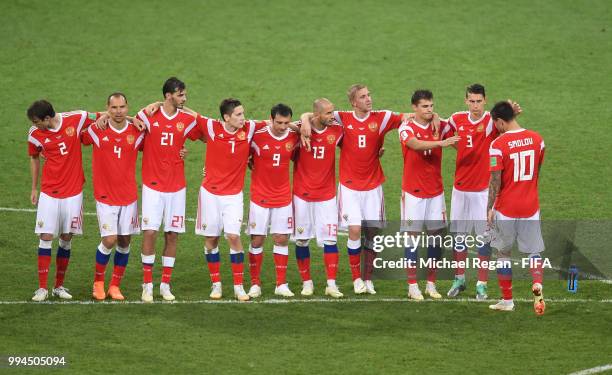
left=2, top=206, right=611, bottom=283
left=568, top=364, right=612, bottom=375
left=0, top=297, right=611, bottom=305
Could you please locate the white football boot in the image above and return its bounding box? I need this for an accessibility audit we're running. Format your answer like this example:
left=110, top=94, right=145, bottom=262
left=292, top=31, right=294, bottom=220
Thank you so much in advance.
left=248, top=284, right=262, bottom=298
left=210, top=282, right=222, bottom=300
left=32, top=288, right=48, bottom=302
left=365, top=280, right=377, bottom=295
left=408, top=284, right=424, bottom=301
left=489, top=299, right=515, bottom=311
left=159, top=282, right=175, bottom=301
left=301, top=280, right=314, bottom=296
left=353, top=278, right=367, bottom=294
left=274, top=283, right=295, bottom=297
left=52, top=286, right=72, bottom=300
left=234, top=285, right=250, bottom=302
left=424, top=282, right=442, bottom=299
left=141, top=283, right=154, bottom=303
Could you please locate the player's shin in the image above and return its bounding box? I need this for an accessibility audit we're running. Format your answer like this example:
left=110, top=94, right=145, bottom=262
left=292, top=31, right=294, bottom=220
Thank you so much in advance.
left=405, top=246, right=418, bottom=284
left=111, top=245, right=129, bottom=287
left=95, top=243, right=112, bottom=282
left=323, top=242, right=339, bottom=284
left=248, top=246, right=263, bottom=286
left=496, top=257, right=513, bottom=301
left=347, top=238, right=362, bottom=281
left=295, top=241, right=311, bottom=282
left=426, top=244, right=442, bottom=283
left=55, top=238, right=71, bottom=288
left=230, top=249, right=244, bottom=285
left=477, top=243, right=492, bottom=283
left=205, top=248, right=221, bottom=284
left=141, top=254, right=155, bottom=284
left=273, top=245, right=289, bottom=286
left=37, top=239, right=52, bottom=289
left=362, top=243, right=377, bottom=281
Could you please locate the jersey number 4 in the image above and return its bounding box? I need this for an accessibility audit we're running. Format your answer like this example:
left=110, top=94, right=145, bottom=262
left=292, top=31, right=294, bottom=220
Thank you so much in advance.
left=510, top=150, right=535, bottom=182
left=114, top=145, right=122, bottom=159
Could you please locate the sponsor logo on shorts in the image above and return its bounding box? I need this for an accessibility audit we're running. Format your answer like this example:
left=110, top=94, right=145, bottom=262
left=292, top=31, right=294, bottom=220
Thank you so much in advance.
left=102, top=224, right=110, bottom=231
left=65, top=126, right=75, bottom=137
left=368, top=122, right=377, bottom=132
left=126, top=134, right=135, bottom=145
left=250, top=222, right=257, bottom=229
left=342, top=214, right=349, bottom=221
left=176, top=122, right=185, bottom=132
left=143, top=217, right=149, bottom=225
left=201, top=223, right=207, bottom=230
left=37, top=220, right=44, bottom=228
left=297, top=227, right=304, bottom=234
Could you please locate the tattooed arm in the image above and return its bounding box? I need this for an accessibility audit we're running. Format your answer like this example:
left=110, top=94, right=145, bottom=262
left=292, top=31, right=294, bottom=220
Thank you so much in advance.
left=487, top=170, right=502, bottom=225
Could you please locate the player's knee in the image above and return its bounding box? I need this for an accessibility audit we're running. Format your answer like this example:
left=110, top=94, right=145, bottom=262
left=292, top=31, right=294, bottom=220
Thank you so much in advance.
left=39, top=233, right=53, bottom=241
left=250, top=236, right=264, bottom=249
left=296, top=239, right=310, bottom=247
left=117, top=235, right=131, bottom=248
left=226, top=233, right=240, bottom=244
left=272, top=234, right=289, bottom=246
left=102, top=235, right=117, bottom=249
left=348, top=226, right=361, bottom=240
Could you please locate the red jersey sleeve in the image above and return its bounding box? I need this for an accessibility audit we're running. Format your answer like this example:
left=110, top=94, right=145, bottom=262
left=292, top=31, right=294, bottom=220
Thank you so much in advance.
left=81, top=126, right=94, bottom=145
left=398, top=122, right=415, bottom=146
left=489, top=141, right=504, bottom=172
left=188, top=114, right=208, bottom=141
left=386, top=112, right=404, bottom=132
left=28, top=142, right=41, bottom=156
left=539, top=139, right=545, bottom=166
left=440, top=120, right=454, bottom=140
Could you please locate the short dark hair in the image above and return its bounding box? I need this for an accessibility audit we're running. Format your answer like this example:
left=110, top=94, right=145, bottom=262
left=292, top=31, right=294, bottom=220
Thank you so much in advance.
left=466, top=83, right=486, bottom=97
left=490, top=101, right=515, bottom=122
left=162, top=77, right=186, bottom=97
left=270, top=103, right=293, bottom=119
left=411, top=89, right=433, bottom=105
left=27, top=100, right=55, bottom=121
left=107, top=92, right=128, bottom=105
left=219, top=98, right=242, bottom=119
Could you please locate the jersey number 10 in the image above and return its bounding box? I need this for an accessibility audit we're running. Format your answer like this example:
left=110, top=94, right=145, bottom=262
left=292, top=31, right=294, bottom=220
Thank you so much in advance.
left=509, top=150, right=535, bottom=182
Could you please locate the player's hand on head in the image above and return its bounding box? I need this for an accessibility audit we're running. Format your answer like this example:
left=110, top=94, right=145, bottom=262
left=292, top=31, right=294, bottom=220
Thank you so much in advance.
left=508, top=99, right=522, bottom=116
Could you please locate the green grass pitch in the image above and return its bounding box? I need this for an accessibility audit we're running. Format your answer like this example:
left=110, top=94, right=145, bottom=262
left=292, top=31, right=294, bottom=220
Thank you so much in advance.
left=0, top=0, right=611, bottom=374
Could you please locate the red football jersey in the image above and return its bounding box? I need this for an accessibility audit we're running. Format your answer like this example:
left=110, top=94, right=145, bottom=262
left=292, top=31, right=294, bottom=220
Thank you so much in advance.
left=399, top=119, right=453, bottom=198
left=250, top=126, right=299, bottom=208
left=198, top=116, right=266, bottom=195
left=28, top=111, right=95, bottom=198
left=334, top=110, right=403, bottom=191
left=82, top=120, right=145, bottom=205
left=489, top=128, right=545, bottom=218
left=293, top=125, right=343, bottom=202
left=137, top=107, right=199, bottom=193
left=448, top=111, right=498, bottom=191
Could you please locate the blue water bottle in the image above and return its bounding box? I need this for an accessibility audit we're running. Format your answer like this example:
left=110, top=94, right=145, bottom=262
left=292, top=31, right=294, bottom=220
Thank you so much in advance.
left=568, top=265, right=578, bottom=293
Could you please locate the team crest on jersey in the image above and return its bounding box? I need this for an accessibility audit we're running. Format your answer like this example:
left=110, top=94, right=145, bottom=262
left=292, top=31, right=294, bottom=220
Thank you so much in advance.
left=285, top=142, right=293, bottom=151
left=65, top=126, right=75, bottom=137
left=297, top=227, right=304, bottom=234
left=37, top=220, right=44, bottom=228
left=176, top=122, right=185, bottom=132
left=237, top=131, right=246, bottom=140
left=368, top=123, right=377, bottom=132
left=126, top=134, right=135, bottom=145
left=477, top=124, right=484, bottom=132
left=327, top=135, right=336, bottom=144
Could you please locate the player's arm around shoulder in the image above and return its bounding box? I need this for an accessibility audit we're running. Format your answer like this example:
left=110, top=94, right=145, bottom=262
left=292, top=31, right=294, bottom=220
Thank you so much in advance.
left=29, top=154, right=40, bottom=205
